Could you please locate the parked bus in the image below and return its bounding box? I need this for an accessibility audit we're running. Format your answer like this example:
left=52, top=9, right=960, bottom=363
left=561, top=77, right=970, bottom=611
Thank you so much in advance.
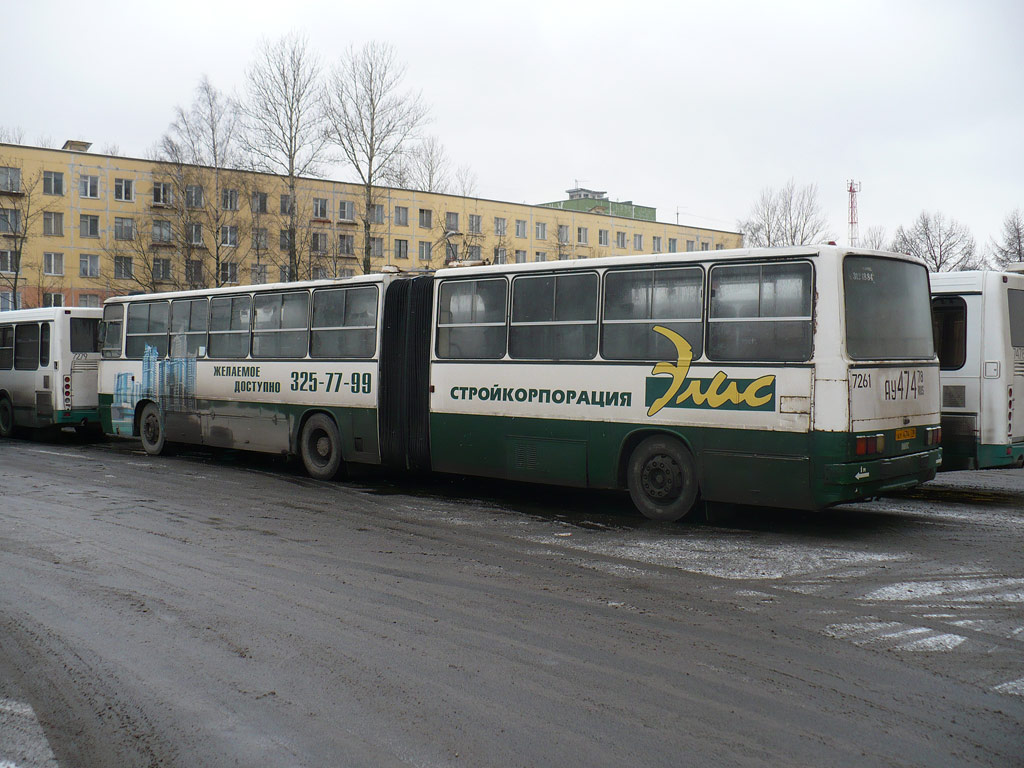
left=930, top=267, right=1024, bottom=469
left=0, top=307, right=103, bottom=437
left=98, top=246, right=942, bottom=520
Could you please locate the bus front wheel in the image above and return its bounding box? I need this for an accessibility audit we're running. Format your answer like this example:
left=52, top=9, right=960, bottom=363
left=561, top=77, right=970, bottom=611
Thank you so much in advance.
left=0, top=396, right=15, bottom=438
left=627, top=436, right=699, bottom=522
left=300, top=414, right=343, bottom=480
left=139, top=403, right=166, bottom=456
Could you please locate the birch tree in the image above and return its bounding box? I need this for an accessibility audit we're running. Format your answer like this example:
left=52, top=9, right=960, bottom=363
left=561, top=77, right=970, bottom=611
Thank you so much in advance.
left=991, top=208, right=1024, bottom=267
left=891, top=211, right=981, bottom=272
left=325, top=41, right=428, bottom=274
left=738, top=180, right=832, bottom=247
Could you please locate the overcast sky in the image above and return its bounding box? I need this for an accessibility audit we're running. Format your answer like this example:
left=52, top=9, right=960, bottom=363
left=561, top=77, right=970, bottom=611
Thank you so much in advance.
left=7, top=0, right=1023, bottom=252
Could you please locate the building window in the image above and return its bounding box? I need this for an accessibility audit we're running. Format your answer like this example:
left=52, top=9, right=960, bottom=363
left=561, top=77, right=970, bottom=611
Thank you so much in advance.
left=557, top=225, right=569, bottom=244
left=536, top=222, right=547, bottom=240
left=254, top=227, right=268, bottom=250
left=219, top=262, right=238, bottom=283
left=313, top=267, right=328, bottom=281
left=370, top=204, right=384, bottom=224
left=633, top=233, right=643, bottom=250
left=535, top=251, right=547, bottom=262
left=0, top=291, right=22, bottom=311
left=394, top=239, right=408, bottom=259
left=339, top=234, right=354, bottom=255
left=43, top=252, right=64, bottom=276
left=79, top=174, right=98, bottom=198
left=652, top=236, right=662, bottom=253
left=251, top=264, right=268, bottom=284
left=153, top=257, right=172, bottom=282
left=221, top=188, right=239, bottom=211
left=280, top=194, right=294, bottom=215
left=370, top=237, right=383, bottom=259
left=393, top=205, right=408, bottom=226
left=279, top=265, right=293, bottom=282
left=468, top=214, right=482, bottom=234
left=79, top=253, right=99, bottom=278
left=493, top=247, right=506, bottom=265
left=220, top=225, right=238, bottom=247
left=189, top=222, right=203, bottom=246
left=153, top=219, right=172, bottom=243
left=0, top=250, right=19, bottom=273
left=311, top=232, right=328, bottom=253
left=686, top=240, right=695, bottom=252
left=0, top=210, right=20, bottom=234
left=419, top=208, right=432, bottom=228
left=114, top=217, right=135, bottom=241
left=114, top=178, right=134, bottom=201
left=577, top=227, right=588, bottom=245
left=700, top=242, right=709, bottom=251
left=78, top=294, right=100, bottom=308
left=468, top=245, right=481, bottom=260
left=598, top=229, right=609, bottom=247
left=185, top=259, right=204, bottom=285
left=153, top=182, right=172, bottom=205
left=494, top=217, right=506, bottom=236
left=251, top=191, right=268, bottom=213
left=339, top=200, right=354, bottom=220
left=418, top=241, right=432, bottom=261
left=43, top=211, right=63, bottom=236
left=0, top=167, right=20, bottom=193
left=446, top=242, right=459, bottom=263
left=114, top=255, right=133, bottom=280
left=616, top=231, right=627, bottom=249
left=80, top=214, right=99, bottom=238
left=515, top=219, right=527, bottom=238
left=43, top=171, right=63, bottom=196
left=515, top=250, right=527, bottom=263
left=714, top=243, right=723, bottom=250
left=445, top=211, right=459, bottom=232
left=668, top=238, right=678, bottom=252
left=183, top=185, right=202, bottom=208
left=279, top=229, right=293, bottom=251
left=312, top=197, right=328, bottom=219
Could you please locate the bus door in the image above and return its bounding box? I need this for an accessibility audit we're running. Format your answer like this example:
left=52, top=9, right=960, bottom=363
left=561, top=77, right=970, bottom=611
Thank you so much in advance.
left=1008, top=287, right=1024, bottom=451
left=67, top=315, right=100, bottom=414
left=12, top=322, right=52, bottom=427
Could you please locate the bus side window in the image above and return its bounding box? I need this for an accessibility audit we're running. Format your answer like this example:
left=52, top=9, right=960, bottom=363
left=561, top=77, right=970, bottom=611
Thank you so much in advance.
left=602, top=267, right=704, bottom=361
left=253, top=291, right=309, bottom=358
left=101, top=305, right=124, bottom=359
left=170, top=298, right=209, bottom=357
left=126, top=301, right=170, bottom=359
left=0, top=325, right=13, bottom=369
left=40, top=322, right=50, bottom=367
left=209, top=295, right=252, bottom=359
left=14, top=324, right=40, bottom=371
left=436, top=279, right=508, bottom=360
left=509, top=272, right=598, bottom=360
left=311, top=286, right=378, bottom=358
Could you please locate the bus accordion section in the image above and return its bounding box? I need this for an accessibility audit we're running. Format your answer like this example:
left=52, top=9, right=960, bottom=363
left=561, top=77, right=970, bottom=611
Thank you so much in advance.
left=0, top=307, right=102, bottom=438
left=930, top=268, right=1024, bottom=469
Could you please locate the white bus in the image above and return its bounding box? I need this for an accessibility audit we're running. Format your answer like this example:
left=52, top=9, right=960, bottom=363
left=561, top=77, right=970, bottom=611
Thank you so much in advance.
left=98, top=246, right=941, bottom=520
left=930, top=267, right=1024, bottom=469
left=0, top=307, right=103, bottom=437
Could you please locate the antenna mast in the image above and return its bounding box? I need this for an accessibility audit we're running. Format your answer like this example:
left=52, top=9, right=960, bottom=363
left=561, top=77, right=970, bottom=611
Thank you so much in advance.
left=847, top=180, right=861, bottom=246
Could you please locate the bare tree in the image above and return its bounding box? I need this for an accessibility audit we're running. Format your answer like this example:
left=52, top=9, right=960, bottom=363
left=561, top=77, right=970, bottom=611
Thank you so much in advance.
left=891, top=211, right=982, bottom=272
left=991, top=208, right=1024, bottom=268
left=100, top=143, right=121, bottom=156
left=240, top=33, right=328, bottom=281
left=98, top=217, right=183, bottom=294
left=325, top=41, right=429, bottom=274
left=454, top=164, right=478, bottom=198
left=0, top=158, right=58, bottom=309
left=0, top=126, right=25, bottom=145
left=738, top=179, right=832, bottom=247
left=407, top=136, right=451, bottom=193
left=861, top=225, right=889, bottom=250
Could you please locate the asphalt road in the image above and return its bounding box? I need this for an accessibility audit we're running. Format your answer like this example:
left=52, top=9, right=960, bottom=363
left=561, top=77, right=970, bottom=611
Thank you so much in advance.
left=1, top=434, right=1022, bottom=767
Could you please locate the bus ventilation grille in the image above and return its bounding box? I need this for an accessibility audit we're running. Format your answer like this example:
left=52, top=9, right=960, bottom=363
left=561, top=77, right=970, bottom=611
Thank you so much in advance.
left=513, top=442, right=539, bottom=470
left=942, top=385, right=966, bottom=408
left=940, top=414, right=976, bottom=438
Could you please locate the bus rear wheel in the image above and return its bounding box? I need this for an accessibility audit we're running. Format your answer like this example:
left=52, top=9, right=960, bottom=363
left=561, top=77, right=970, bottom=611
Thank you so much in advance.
left=0, top=396, right=15, bottom=438
left=627, top=436, right=699, bottom=522
left=300, top=414, right=343, bottom=480
left=139, top=403, right=166, bottom=456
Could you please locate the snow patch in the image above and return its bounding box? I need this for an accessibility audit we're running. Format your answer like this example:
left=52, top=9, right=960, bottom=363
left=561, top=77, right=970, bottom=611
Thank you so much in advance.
left=993, top=678, right=1024, bottom=696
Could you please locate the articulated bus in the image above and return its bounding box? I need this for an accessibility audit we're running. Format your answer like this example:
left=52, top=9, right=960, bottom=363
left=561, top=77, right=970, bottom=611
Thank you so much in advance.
left=930, top=267, right=1024, bottom=469
left=0, top=307, right=103, bottom=438
left=97, top=246, right=941, bottom=521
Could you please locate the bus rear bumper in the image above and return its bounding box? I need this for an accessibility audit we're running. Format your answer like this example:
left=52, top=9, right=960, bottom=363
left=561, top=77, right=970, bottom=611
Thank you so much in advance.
left=822, top=449, right=941, bottom=493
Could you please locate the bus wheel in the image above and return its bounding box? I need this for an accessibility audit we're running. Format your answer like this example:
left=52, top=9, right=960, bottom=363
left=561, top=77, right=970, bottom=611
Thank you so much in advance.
left=627, top=436, right=699, bottom=522
left=139, top=403, right=166, bottom=456
left=0, top=396, right=15, bottom=438
left=300, top=414, right=343, bottom=480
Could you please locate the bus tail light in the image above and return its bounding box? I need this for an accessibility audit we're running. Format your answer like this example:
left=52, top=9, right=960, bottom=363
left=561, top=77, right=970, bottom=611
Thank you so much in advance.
left=925, top=426, right=942, bottom=446
left=63, top=375, right=72, bottom=409
left=856, top=434, right=885, bottom=455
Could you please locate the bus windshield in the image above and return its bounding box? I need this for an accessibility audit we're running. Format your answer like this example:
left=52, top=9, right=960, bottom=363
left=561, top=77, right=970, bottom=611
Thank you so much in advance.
left=844, top=256, right=934, bottom=360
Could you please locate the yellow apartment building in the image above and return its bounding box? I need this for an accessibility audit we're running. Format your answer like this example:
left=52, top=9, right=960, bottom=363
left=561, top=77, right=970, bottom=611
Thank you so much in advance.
left=0, top=141, right=743, bottom=309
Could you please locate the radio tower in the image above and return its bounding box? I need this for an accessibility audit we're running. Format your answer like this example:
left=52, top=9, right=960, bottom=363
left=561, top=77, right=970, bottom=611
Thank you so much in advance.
left=847, top=180, right=861, bottom=247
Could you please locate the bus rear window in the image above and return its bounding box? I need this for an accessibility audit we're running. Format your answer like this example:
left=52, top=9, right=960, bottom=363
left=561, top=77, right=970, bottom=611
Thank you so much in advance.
left=1009, top=289, right=1024, bottom=347
left=70, top=318, right=100, bottom=353
left=931, top=296, right=967, bottom=370
left=844, top=256, right=933, bottom=360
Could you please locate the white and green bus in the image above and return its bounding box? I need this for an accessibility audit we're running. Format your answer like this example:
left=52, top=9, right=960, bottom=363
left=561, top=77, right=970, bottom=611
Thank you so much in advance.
left=0, top=307, right=103, bottom=437
left=930, top=267, right=1024, bottom=469
left=98, top=246, right=941, bottom=520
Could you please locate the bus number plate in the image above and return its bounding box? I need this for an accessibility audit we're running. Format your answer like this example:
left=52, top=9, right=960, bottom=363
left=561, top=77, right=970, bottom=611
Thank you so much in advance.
left=895, top=428, right=916, bottom=441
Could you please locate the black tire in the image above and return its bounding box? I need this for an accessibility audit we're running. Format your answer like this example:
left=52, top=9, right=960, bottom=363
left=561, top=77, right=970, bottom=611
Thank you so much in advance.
left=300, top=414, right=344, bottom=480
left=0, top=396, right=15, bottom=439
left=627, top=435, right=699, bottom=522
left=139, top=402, right=166, bottom=456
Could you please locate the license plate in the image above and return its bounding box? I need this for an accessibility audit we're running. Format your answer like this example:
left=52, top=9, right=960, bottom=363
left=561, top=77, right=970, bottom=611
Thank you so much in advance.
left=895, top=428, right=916, bottom=441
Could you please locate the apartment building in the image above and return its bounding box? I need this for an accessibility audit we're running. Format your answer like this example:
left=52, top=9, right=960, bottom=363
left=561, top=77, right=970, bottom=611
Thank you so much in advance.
left=0, top=141, right=743, bottom=309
